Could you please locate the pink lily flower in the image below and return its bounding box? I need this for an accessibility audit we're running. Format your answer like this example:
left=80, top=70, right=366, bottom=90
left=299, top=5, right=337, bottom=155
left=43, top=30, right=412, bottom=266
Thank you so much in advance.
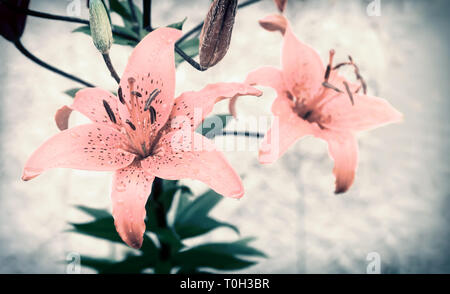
left=235, top=15, right=403, bottom=193
left=22, top=28, right=262, bottom=248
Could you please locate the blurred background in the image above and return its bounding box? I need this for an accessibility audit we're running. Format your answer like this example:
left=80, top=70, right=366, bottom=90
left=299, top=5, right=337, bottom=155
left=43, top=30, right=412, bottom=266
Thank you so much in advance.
left=0, top=0, right=449, bottom=273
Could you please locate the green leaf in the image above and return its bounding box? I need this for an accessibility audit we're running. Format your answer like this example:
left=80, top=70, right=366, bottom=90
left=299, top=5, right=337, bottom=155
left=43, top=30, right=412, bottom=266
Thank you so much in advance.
left=75, top=205, right=110, bottom=219
left=100, top=254, right=153, bottom=274
left=140, top=234, right=159, bottom=258
left=175, top=37, right=199, bottom=66
left=69, top=217, right=123, bottom=244
left=173, top=238, right=265, bottom=271
left=176, top=189, right=223, bottom=224
left=109, top=0, right=132, bottom=21
left=79, top=255, right=114, bottom=272
left=196, top=114, right=230, bottom=138
left=167, top=17, right=187, bottom=30
left=173, top=249, right=256, bottom=271
left=80, top=254, right=153, bottom=274
left=72, top=25, right=91, bottom=35
left=191, top=238, right=266, bottom=258
left=72, top=25, right=137, bottom=46
left=64, top=88, right=82, bottom=98
left=175, top=216, right=239, bottom=239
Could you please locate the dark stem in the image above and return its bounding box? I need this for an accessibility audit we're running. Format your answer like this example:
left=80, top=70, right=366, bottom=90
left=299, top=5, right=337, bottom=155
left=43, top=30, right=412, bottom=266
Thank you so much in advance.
left=0, top=0, right=139, bottom=42
left=14, top=39, right=94, bottom=87
left=151, top=178, right=171, bottom=262
left=102, top=53, right=121, bottom=84
left=219, top=130, right=264, bottom=138
left=175, top=45, right=206, bottom=71
left=143, top=0, right=152, bottom=31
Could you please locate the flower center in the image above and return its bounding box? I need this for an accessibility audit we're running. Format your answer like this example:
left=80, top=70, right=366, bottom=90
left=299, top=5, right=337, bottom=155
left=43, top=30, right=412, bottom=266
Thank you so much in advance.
left=289, top=49, right=367, bottom=129
left=103, top=77, right=164, bottom=159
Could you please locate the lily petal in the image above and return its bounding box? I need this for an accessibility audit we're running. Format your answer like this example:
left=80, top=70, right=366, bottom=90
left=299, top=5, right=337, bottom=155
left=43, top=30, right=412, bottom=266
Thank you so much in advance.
left=245, top=66, right=286, bottom=94
left=229, top=66, right=285, bottom=118
left=319, top=131, right=359, bottom=194
left=259, top=96, right=316, bottom=163
left=55, top=88, right=121, bottom=131
left=22, top=123, right=135, bottom=181
left=322, top=93, right=403, bottom=132
left=259, top=14, right=288, bottom=35
left=141, top=132, right=244, bottom=198
left=111, top=163, right=154, bottom=249
left=282, top=17, right=324, bottom=102
left=118, top=27, right=182, bottom=135
left=169, top=82, right=262, bottom=130
left=55, top=105, right=72, bottom=131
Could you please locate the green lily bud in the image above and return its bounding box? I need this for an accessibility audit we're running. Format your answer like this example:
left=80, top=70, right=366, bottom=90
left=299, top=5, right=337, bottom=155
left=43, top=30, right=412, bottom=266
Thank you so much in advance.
left=89, top=0, right=112, bottom=54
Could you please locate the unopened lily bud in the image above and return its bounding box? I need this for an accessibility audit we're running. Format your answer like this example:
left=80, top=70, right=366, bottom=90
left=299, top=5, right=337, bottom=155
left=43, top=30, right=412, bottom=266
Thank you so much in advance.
left=89, top=0, right=112, bottom=54
left=259, top=14, right=288, bottom=35
left=273, top=0, right=287, bottom=13
left=199, top=0, right=237, bottom=68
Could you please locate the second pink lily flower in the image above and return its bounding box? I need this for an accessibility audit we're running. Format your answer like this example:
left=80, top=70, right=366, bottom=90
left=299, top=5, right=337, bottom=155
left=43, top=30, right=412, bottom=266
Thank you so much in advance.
left=234, top=15, right=402, bottom=193
left=22, top=28, right=262, bottom=248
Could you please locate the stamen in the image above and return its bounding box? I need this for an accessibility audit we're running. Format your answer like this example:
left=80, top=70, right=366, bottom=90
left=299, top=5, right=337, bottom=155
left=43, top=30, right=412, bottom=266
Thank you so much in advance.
left=348, top=55, right=367, bottom=94
left=131, top=91, right=142, bottom=97
left=141, top=143, right=147, bottom=155
left=144, top=89, right=160, bottom=111
left=333, top=62, right=349, bottom=70
left=102, top=100, right=117, bottom=123
left=322, top=81, right=343, bottom=93
left=125, top=119, right=136, bottom=130
left=343, top=81, right=354, bottom=105
left=117, top=87, right=125, bottom=104
left=324, top=49, right=335, bottom=82
left=149, top=106, right=156, bottom=124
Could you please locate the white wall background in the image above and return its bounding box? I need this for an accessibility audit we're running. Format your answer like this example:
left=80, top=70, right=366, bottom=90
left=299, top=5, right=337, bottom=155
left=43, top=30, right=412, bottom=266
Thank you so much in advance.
left=0, top=0, right=449, bottom=273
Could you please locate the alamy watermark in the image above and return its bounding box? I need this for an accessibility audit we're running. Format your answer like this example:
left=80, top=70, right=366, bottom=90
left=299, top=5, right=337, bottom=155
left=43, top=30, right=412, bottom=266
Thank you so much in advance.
left=366, top=251, right=381, bottom=274
left=366, top=0, right=381, bottom=17
left=66, top=251, right=81, bottom=274
left=66, top=0, right=81, bottom=17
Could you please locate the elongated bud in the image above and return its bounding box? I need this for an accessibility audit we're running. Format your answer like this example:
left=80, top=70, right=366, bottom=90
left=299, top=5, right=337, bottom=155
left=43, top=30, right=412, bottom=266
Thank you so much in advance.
left=89, top=0, right=112, bottom=54
left=199, top=0, right=237, bottom=68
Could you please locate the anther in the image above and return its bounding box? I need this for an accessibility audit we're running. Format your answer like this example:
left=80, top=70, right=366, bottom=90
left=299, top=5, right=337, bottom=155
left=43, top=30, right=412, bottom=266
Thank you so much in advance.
left=144, top=89, right=160, bottom=111
left=343, top=81, right=354, bottom=105
left=322, top=81, right=343, bottom=93
left=102, top=100, right=117, bottom=123
left=125, top=119, right=136, bottom=130
left=348, top=56, right=367, bottom=94
left=131, top=91, right=142, bottom=97
left=118, top=87, right=125, bottom=104
left=333, top=62, right=349, bottom=70
left=149, top=106, right=156, bottom=124
left=324, top=49, right=335, bottom=82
